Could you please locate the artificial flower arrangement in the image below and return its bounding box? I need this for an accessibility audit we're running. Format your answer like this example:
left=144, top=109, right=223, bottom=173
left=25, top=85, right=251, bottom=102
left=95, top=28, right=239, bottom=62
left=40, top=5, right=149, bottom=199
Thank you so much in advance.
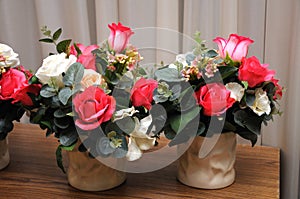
left=153, top=33, right=283, bottom=146
left=28, top=23, right=160, bottom=172
left=0, top=43, right=41, bottom=140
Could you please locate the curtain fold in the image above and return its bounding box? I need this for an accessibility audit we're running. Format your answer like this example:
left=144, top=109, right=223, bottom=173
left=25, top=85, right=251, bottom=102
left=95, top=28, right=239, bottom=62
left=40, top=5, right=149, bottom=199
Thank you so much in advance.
left=0, top=0, right=299, bottom=197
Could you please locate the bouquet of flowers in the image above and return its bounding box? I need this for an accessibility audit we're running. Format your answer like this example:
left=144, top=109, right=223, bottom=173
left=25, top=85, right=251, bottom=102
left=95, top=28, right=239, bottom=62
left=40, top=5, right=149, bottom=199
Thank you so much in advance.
left=153, top=33, right=283, bottom=146
left=29, top=23, right=159, bottom=172
left=0, top=43, right=40, bottom=140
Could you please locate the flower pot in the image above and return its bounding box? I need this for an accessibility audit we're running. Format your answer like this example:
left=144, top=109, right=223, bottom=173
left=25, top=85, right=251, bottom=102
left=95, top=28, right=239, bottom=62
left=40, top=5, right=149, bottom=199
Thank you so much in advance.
left=177, top=132, right=237, bottom=189
left=0, top=137, right=10, bottom=170
left=67, top=142, right=126, bottom=191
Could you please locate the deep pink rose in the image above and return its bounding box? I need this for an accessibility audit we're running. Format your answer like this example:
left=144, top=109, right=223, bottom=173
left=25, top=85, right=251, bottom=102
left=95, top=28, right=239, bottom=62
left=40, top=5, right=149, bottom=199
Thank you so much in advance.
left=108, top=22, right=134, bottom=53
left=70, top=43, right=99, bottom=71
left=0, top=67, right=40, bottom=106
left=73, top=86, right=116, bottom=130
left=130, top=78, right=158, bottom=110
left=238, top=56, right=275, bottom=88
left=271, top=78, right=283, bottom=100
left=195, top=83, right=235, bottom=116
left=213, top=34, right=253, bottom=62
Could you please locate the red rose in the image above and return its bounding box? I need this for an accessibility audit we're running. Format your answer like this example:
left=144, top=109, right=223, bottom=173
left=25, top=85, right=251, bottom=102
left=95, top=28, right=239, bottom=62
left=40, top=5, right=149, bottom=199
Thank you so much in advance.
left=108, top=22, right=134, bottom=53
left=195, top=83, right=235, bottom=116
left=238, top=56, right=275, bottom=88
left=213, top=34, right=253, bottom=62
left=70, top=43, right=99, bottom=71
left=0, top=67, right=40, bottom=106
left=130, top=78, right=158, bottom=110
left=271, top=78, right=283, bottom=100
left=73, top=86, right=116, bottom=130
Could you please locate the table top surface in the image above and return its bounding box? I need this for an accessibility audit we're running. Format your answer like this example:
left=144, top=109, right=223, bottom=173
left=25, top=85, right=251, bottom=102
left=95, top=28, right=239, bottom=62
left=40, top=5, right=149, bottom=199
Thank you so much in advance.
left=0, top=123, right=280, bottom=199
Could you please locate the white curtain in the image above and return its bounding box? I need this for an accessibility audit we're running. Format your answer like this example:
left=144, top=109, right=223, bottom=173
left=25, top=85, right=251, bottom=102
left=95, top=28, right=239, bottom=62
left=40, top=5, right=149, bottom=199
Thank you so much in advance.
left=0, top=0, right=299, bottom=198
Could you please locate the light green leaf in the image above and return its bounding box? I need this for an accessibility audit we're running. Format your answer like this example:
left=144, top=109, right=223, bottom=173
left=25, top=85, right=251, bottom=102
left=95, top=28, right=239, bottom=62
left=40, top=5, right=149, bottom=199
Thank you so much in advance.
left=58, top=87, right=72, bottom=105
left=63, top=63, right=84, bottom=86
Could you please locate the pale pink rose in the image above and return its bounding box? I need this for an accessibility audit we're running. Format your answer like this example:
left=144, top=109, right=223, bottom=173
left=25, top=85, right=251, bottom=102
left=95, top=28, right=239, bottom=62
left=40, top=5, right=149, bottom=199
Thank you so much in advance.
left=108, top=22, right=134, bottom=53
left=213, top=34, right=253, bottom=62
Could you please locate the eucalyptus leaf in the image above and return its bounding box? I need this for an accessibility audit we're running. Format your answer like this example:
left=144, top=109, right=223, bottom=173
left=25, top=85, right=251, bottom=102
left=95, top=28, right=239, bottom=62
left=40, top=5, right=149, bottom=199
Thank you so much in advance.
left=54, top=109, right=66, bottom=118
left=205, top=50, right=218, bottom=58
left=59, top=128, right=78, bottom=146
left=96, top=137, right=115, bottom=155
left=40, top=86, right=57, bottom=98
left=115, top=117, right=135, bottom=135
left=63, top=63, right=84, bottom=86
left=54, top=117, right=70, bottom=129
left=155, top=67, right=182, bottom=82
left=58, top=87, right=72, bottom=105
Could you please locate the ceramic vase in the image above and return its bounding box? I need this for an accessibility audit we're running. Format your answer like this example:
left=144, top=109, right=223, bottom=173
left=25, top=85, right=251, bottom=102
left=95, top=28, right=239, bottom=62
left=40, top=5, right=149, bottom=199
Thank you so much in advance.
left=67, top=142, right=126, bottom=191
left=0, top=137, right=10, bottom=170
left=177, top=132, right=237, bottom=189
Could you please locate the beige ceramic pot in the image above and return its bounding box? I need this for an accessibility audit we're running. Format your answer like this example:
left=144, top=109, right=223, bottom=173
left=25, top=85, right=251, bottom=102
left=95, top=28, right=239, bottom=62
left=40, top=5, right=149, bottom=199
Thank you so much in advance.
left=177, top=132, right=237, bottom=189
left=67, top=141, right=126, bottom=191
left=0, top=137, right=10, bottom=170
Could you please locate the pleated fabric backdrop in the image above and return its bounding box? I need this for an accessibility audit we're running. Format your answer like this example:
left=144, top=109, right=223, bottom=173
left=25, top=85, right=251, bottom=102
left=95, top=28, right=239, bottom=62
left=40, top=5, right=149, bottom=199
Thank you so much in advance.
left=0, top=0, right=299, bottom=198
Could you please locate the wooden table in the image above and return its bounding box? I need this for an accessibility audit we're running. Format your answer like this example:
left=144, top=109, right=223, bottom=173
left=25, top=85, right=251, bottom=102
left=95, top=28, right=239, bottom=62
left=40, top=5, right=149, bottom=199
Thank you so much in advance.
left=0, top=123, right=279, bottom=198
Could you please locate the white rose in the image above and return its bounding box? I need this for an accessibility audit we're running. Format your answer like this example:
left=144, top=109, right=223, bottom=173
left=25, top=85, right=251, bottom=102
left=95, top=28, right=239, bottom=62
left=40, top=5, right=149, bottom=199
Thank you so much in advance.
left=112, top=107, right=139, bottom=122
left=225, top=82, right=245, bottom=102
left=176, top=54, right=188, bottom=66
left=36, top=53, right=76, bottom=86
left=81, top=69, right=104, bottom=89
left=250, top=88, right=271, bottom=116
left=0, top=43, right=20, bottom=68
left=126, top=115, right=156, bottom=161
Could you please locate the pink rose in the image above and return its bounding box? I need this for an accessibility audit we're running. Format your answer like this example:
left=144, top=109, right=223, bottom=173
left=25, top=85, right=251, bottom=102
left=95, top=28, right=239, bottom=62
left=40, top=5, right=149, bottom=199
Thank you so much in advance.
left=70, top=43, right=99, bottom=71
left=238, top=56, right=275, bottom=88
left=130, top=78, right=158, bottom=110
left=73, top=86, right=116, bottom=130
left=108, top=22, right=134, bottom=53
left=0, top=67, right=40, bottom=106
left=195, top=83, right=235, bottom=116
left=213, top=34, right=253, bottom=62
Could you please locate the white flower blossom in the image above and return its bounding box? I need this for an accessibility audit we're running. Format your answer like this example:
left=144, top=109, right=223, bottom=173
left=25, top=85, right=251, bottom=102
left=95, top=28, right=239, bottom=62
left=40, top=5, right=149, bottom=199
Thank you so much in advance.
left=250, top=88, right=271, bottom=116
left=36, top=53, right=76, bottom=87
left=126, top=115, right=156, bottom=161
left=225, top=82, right=245, bottom=102
left=112, top=107, right=139, bottom=122
left=81, top=69, right=105, bottom=89
left=0, top=43, right=20, bottom=68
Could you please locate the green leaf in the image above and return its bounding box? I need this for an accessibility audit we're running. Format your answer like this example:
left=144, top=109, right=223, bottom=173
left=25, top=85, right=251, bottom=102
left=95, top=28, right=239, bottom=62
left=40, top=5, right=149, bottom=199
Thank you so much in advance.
left=233, top=110, right=262, bottom=135
left=170, top=106, right=200, bottom=133
left=73, top=43, right=82, bottom=55
left=115, top=117, right=135, bottom=135
left=53, top=28, right=62, bottom=41
left=58, top=87, right=72, bottom=105
left=56, top=39, right=72, bottom=53
left=54, top=117, right=70, bottom=129
left=96, top=137, right=115, bottom=155
left=63, top=63, right=84, bottom=86
left=196, top=122, right=206, bottom=136
left=29, top=75, right=40, bottom=84
left=205, top=50, right=218, bottom=58
left=218, top=66, right=238, bottom=79
left=56, top=145, right=65, bottom=173
left=241, top=81, right=248, bottom=89
left=40, top=121, right=52, bottom=130
left=39, top=38, right=53, bottom=43
left=40, top=86, right=57, bottom=98
left=164, top=126, right=177, bottom=140
left=59, top=127, right=78, bottom=146
left=155, top=67, right=182, bottom=82
left=54, top=109, right=66, bottom=118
